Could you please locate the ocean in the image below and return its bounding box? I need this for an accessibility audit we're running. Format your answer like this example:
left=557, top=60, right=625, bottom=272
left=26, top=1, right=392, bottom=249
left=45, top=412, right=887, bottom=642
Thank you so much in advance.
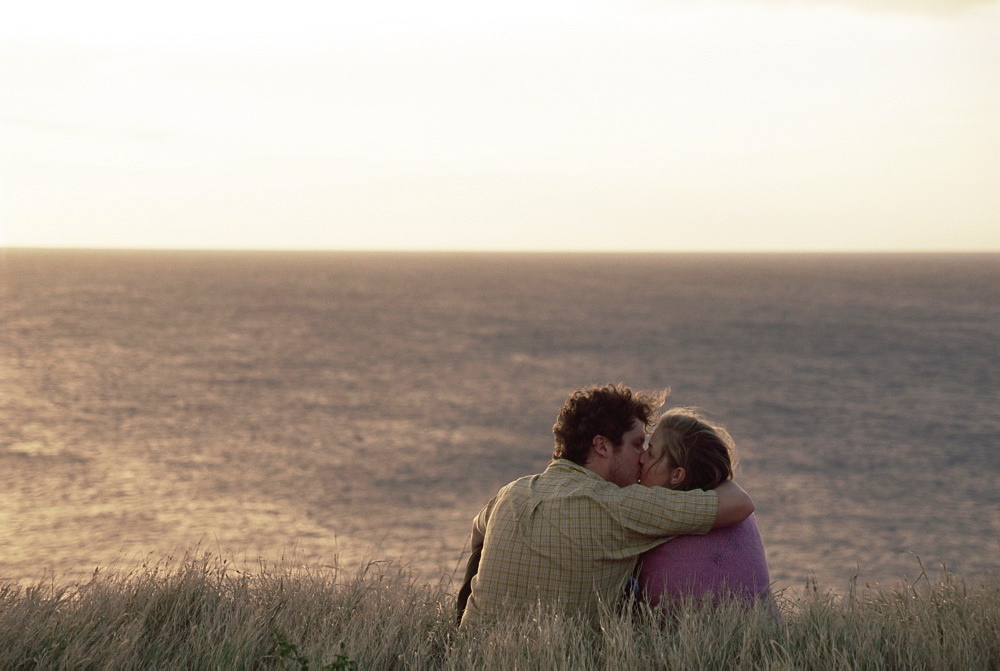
left=1, top=249, right=997, bottom=592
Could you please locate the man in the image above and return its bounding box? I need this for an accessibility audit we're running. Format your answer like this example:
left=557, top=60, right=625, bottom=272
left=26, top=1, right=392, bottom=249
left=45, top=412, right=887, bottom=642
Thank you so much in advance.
left=456, top=383, right=755, bottom=625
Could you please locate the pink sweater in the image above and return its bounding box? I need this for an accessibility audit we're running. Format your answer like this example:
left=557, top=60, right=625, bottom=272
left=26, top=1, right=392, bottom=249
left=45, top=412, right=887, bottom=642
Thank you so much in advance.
left=635, top=513, right=771, bottom=607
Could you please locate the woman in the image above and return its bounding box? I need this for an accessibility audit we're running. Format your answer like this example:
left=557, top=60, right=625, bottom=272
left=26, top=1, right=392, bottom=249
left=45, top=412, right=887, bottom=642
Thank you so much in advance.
left=635, top=408, right=772, bottom=608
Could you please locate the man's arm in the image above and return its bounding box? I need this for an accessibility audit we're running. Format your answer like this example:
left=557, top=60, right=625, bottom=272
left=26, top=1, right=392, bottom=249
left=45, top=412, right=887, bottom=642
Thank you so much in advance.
left=456, top=497, right=495, bottom=623
left=455, top=524, right=484, bottom=623
left=712, top=480, right=755, bottom=529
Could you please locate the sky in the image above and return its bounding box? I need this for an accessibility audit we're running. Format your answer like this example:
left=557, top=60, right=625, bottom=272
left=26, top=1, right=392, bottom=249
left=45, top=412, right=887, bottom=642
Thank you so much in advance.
left=1, top=0, right=998, bottom=252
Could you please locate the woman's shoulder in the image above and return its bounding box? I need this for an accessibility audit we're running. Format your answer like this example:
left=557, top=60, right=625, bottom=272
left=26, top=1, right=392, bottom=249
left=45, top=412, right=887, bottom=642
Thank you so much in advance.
left=640, top=513, right=764, bottom=560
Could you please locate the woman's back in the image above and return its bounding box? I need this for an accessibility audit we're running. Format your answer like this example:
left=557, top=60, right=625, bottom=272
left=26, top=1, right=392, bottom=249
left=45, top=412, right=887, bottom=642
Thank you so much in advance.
left=635, top=513, right=771, bottom=607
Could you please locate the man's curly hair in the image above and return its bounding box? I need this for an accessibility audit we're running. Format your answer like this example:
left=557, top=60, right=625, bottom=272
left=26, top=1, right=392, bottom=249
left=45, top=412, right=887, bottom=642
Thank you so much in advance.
left=552, top=383, right=667, bottom=465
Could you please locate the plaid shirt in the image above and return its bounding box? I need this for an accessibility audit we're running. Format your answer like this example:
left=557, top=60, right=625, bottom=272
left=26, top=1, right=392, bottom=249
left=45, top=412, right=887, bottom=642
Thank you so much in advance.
left=462, top=458, right=717, bottom=624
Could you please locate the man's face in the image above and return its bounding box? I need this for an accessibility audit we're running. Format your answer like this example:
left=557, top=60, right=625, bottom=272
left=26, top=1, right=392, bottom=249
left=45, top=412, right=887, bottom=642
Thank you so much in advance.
left=607, top=419, right=647, bottom=487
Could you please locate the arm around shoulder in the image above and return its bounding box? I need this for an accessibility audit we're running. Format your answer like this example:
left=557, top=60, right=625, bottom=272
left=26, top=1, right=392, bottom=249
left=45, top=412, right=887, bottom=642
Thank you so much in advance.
left=712, top=480, right=754, bottom=529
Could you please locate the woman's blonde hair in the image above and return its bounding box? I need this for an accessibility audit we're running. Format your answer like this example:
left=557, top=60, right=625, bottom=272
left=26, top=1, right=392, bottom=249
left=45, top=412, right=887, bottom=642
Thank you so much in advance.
left=652, top=408, right=736, bottom=491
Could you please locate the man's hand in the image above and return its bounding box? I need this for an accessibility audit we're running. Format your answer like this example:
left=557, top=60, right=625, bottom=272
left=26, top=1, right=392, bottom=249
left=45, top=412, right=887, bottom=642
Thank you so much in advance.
left=712, top=480, right=755, bottom=529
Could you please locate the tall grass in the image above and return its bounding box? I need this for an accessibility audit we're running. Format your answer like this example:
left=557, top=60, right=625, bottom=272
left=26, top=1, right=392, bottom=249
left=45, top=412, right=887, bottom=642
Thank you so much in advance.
left=1, top=551, right=996, bottom=669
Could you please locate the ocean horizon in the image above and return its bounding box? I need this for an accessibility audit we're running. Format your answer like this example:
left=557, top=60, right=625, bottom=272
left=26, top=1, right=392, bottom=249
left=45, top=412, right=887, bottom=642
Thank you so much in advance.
left=2, top=249, right=997, bottom=591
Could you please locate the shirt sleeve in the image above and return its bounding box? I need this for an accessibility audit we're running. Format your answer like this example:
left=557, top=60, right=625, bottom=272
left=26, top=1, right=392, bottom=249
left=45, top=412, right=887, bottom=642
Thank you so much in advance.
left=473, top=494, right=499, bottom=537
left=617, top=485, right=718, bottom=539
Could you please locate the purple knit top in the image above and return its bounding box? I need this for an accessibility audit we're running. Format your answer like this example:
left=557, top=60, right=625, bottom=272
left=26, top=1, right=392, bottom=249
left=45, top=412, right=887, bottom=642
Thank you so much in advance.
left=635, top=513, right=771, bottom=607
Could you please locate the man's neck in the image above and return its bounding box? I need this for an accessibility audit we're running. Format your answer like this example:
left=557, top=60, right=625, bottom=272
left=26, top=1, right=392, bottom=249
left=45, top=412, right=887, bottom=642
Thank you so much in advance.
left=581, top=456, right=612, bottom=483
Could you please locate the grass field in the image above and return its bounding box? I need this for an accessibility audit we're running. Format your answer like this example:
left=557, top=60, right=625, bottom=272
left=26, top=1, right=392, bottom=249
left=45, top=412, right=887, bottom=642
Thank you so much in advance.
left=1, top=551, right=996, bottom=669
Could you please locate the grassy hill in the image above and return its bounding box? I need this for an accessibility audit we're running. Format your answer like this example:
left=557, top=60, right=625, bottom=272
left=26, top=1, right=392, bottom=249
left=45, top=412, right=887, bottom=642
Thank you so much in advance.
left=2, top=551, right=996, bottom=669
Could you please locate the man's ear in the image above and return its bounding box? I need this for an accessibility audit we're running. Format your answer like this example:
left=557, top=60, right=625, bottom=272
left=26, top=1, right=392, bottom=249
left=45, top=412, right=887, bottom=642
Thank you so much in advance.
left=591, top=435, right=611, bottom=459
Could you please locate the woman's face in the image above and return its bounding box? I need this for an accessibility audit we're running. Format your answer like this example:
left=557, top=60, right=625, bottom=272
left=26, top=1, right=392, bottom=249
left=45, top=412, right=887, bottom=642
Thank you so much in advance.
left=640, top=426, right=682, bottom=488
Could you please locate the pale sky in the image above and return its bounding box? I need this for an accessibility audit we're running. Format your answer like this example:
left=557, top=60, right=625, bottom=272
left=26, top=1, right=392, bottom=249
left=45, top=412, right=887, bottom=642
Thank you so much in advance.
left=2, top=0, right=998, bottom=251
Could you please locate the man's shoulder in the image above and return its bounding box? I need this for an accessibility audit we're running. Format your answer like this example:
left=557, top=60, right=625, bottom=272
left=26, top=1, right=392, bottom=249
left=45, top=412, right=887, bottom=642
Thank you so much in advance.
left=500, top=459, right=596, bottom=486
left=538, top=459, right=609, bottom=489
left=543, top=458, right=605, bottom=480
left=491, top=460, right=610, bottom=504
left=619, top=482, right=717, bottom=506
